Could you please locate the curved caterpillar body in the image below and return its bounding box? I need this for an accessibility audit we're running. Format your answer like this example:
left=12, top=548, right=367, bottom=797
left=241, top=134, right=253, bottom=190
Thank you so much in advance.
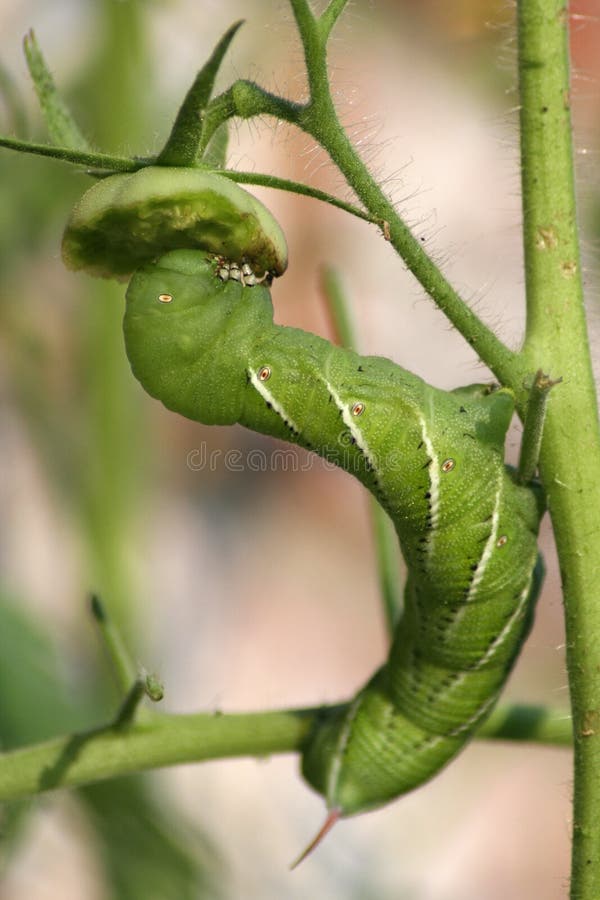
left=123, top=248, right=544, bottom=818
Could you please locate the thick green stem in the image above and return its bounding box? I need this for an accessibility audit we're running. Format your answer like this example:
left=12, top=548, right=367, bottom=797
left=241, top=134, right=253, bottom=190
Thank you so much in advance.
left=517, top=3, right=600, bottom=896
left=0, top=703, right=569, bottom=804
left=0, top=710, right=315, bottom=803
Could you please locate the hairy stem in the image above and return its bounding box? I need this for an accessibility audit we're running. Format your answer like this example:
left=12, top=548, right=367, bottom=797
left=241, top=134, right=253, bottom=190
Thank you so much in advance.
left=517, top=2, right=600, bottom=896
left=203, top=74, right=518, bottom=389
left=0, top=136, right=140, bottom=171
left=221, top=169, right=375, bottom=224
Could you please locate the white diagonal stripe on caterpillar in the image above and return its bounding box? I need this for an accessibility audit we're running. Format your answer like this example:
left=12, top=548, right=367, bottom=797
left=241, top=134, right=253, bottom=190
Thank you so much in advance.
left=467, top=568, right=535, bottom=672
left=324, top=379, right=378, bottom=474
left=446, top=688, right=500, bottom=738
left=248, top=367, right=300, bottom=435
left=465, top=473, right=503, bottom=602
left=415, top=409, right=440, bottom=557
left=325, top=693, right=364, bottom=807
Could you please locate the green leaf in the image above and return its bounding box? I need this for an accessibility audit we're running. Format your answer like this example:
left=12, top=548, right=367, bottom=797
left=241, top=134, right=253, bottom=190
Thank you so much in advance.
left=23, top=30, right=90, bottom=151
left=80, top=778, right=222, bottom=900
left=157, top=21, right=243, bottom=167
left=0, top=595, right=221, bottom=895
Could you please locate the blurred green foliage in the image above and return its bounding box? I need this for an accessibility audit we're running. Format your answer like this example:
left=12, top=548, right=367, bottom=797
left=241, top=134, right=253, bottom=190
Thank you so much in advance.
left=0, top=1, right=222, bottom=894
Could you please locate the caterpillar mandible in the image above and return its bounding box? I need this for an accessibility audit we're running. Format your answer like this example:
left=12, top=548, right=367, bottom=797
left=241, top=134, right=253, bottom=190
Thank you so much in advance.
left=64, top=169, right=544, bottom=843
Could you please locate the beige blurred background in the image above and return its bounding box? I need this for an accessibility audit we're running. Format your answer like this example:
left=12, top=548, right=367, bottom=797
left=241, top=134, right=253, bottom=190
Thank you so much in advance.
left=1, top=1, right=599, bottom=897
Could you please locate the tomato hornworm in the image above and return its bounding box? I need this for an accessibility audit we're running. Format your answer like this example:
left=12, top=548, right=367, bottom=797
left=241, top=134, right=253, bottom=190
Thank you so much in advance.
left=63, top=167, right=545, bottom=841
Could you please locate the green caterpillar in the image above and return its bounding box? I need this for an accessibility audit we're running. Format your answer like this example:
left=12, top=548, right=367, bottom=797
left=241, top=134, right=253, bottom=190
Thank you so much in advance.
left=63, top=168, right=544, bottom=841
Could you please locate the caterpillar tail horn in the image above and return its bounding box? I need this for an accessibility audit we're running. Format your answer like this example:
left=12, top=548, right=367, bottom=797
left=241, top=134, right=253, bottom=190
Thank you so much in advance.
left=290, top=808, right=341, bottom=870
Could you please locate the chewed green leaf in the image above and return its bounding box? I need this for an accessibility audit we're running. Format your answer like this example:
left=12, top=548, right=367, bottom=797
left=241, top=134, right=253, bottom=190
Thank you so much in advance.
left=62, top=166, right=288, bottom=280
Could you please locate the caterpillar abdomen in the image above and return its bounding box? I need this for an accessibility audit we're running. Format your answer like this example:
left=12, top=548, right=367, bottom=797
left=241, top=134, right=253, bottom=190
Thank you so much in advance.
left=123, top=249, right=543, bottom=817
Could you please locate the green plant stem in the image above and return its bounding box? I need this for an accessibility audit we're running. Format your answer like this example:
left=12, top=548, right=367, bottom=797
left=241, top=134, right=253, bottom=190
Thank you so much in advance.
left=90, top=594, right=138, bottom=692
left=221, top=169, right=375, bottom=224
left=0, top=709, right=316, bottom=802
left=517, top=369, right=559, bottom=484
left=0, top=136, right=140, bottom=171
left=370, top=505, right=403, bottom=633
left=113, top=679, right=146, bottom=727
left=517, top=3, right=600, bottom=896
left=0, top=703, right=570, bottom=804
left=319, top=0, right=350, bottom=40
left=476, top=702, right=571, bottom=746
left=319, top=265, right=358, bottom=349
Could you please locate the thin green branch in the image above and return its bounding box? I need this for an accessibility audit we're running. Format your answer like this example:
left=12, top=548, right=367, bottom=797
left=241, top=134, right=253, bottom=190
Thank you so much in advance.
left=90, top=594, right=138, bottom=692
left=23, top=29, right=89, bottom=151
left=517, top=3, right=600, bottom=896
left=0, top=703, right=570, bottom=804
left=319, top=0, right=351, bottom=40
left=113, top=679, right=146, bottom=728
left=370, top=505, right=404, bottom=634
left=319, top=265, right=358, bottom=348
left=288, top=0, right=318, bottom=51
left=0, top=135, right=140, bottom=171
left=198, top=81, right=303, bottom=157
left=517, top=369, right=561, bottom=485
left=298, top=118, right=519, bottom=388
left=157, top=21, right=243, bottom=167
left=288, top=0, right=326, bottom=104
left=476, top=703, right=571, bottom=747
left=221, top=169, right=374, bottom=224
left=202, top=74, right=519, bottom=388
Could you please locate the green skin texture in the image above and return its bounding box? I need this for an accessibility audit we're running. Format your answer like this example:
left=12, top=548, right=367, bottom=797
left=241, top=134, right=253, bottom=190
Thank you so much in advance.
left=123, top=249, right=544, bottom=818
left=61, top=167, right=288, bottom=280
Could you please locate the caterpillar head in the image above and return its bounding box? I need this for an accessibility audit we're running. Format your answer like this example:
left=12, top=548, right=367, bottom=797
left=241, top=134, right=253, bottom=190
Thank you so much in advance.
left=62, top=166, right=288, bottom=281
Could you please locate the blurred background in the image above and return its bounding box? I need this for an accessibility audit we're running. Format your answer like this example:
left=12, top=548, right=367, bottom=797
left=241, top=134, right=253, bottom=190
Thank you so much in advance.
left=1, top=1, right=598, bottom=897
